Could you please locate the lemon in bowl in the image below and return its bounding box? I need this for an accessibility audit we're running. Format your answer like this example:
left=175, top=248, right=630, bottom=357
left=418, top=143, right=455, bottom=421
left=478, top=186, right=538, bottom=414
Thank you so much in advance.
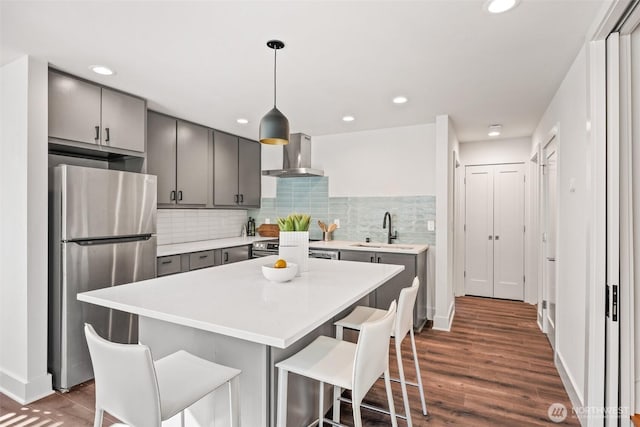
left=262, top=261, right=297, bottom=282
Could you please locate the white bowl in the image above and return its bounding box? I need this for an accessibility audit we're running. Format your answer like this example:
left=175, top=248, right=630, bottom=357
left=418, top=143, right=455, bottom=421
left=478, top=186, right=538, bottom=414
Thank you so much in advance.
left=262, top=263, right=298, bottom=283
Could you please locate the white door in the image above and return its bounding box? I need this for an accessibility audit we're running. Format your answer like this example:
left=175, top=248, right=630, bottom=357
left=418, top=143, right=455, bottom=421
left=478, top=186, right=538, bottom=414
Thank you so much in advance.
left=493, top=164, right=525, bottom=300
left=464, top=164, right=525, bottom=300
left=464, top=165, right=494, bottom=297
left=543, top=140, right=558, bottom=349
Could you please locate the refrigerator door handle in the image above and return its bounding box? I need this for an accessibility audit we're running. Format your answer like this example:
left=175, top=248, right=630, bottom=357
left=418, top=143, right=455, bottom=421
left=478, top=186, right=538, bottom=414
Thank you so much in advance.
left=71, top=234, right=153, bottom=246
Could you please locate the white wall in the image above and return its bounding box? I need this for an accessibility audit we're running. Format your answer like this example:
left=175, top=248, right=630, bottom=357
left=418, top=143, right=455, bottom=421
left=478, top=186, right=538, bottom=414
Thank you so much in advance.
left=0, top=56, right=52, bottom=403
left=433, top=115, right=457, bottom=331
left=459, top=137, right=531, bottom=165
left=312, top=124, right=436, bottom=197
left=531, top=46, right=589, bottom=407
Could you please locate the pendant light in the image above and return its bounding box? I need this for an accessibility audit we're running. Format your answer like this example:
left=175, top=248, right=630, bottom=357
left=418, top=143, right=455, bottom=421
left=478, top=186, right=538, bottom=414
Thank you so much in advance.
left=259, top=40, right=290, bottom=145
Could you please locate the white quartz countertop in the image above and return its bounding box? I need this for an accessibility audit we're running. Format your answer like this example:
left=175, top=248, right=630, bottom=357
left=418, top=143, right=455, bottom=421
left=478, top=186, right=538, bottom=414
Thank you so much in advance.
left=77, top=256, right=404, bottom=349
left=157, top=236, right=270, bottom=257
left=309, top=240, right=429, bottom=255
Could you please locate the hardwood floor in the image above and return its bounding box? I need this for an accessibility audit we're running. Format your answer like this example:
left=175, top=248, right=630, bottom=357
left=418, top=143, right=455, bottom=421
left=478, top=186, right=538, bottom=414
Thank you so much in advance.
left=0, top=296, right=577, bottom=426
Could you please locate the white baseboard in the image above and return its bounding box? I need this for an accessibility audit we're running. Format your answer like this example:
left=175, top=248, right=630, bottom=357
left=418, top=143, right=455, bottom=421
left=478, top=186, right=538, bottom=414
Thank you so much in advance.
left=0, top=369, right=52, bottom=404
left=432, top=301, right=455, bottom=331
left=555, top=351, right=585, bottom=425
left=427, top=305, right=435, bottom=320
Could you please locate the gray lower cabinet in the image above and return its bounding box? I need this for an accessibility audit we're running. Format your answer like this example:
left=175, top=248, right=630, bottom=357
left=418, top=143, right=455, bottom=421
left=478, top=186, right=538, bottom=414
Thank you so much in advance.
left=147, top=111, right=209, bottom=206
left=48, top=70, right=145, bottom=153
left=213, top=131, right=261, bottom=208
left=157, top=245, right=250, bottom=276
left=219, top=245, right=250, bottom=264
left=340, top=250, right=427, bottom=330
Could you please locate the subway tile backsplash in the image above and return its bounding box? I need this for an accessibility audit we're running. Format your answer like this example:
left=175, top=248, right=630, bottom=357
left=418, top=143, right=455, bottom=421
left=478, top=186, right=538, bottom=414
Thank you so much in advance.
left=157, top=209, right=247, bottom=245
left=249, top=177, right=435, bottom=245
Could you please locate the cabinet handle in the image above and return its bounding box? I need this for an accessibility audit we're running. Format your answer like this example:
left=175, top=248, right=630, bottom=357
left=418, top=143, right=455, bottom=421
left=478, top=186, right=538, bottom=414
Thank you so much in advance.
left=104, top=127, right=110, bottom=142
left=224, top=252, right=229, bottom=263
left=234, top=194, right=239, bottom=203
left=495, top=235, right=500, bottom=240
left=239, top=194, right=244, bottom=203
left=178, top=191, right=183, bottom=201
left=488, top=235, right=493, bottom=240
left=94, top=126, right=100, bottom=141
left=377, top=257, right=381, bottom=263
left=370, top=256, right=375, bottom=263
left=199, top=255, right=208, bottom=259
left=170, top=191, right=176, bottom=201
left=161, top=260, right=172, bottom=265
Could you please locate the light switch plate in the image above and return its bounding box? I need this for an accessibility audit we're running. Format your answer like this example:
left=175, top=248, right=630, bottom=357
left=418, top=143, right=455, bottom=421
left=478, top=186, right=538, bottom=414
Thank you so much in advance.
left=334, top=219, right=340, bottom=229
left=427, top=220, right=435, bottom=231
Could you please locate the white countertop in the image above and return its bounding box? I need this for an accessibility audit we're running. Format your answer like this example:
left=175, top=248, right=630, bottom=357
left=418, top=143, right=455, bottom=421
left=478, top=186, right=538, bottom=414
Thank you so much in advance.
left=310, top=240, right=429, bottom=255
left=77, top=256, right=403, bottom=349
left=157, top=236, right=270, bottom=257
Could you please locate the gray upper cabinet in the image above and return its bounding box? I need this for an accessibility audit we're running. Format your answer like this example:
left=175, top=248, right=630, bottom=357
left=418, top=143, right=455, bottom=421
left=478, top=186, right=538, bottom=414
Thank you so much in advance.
left=48, top=70, right=145, bottom=153
left=49, top=71, right=102, bottom=145
left=147, top=111, right=209, bottom=207
left=213, top=131, right=261, bottom=208
left=101, top=88, right=146, bottom=152
left=238, top=138, right=261, bottom=207
left=177, top=121, right=209, bottom=205
left=213, top=131, right=239, bottom=206
left=147, top=112, right=177, bottom=205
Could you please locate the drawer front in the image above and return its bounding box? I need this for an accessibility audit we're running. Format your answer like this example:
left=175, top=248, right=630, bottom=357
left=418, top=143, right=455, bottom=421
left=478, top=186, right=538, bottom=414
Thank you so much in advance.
left=221, top=245, right=250, bottom=264
left=157, top=255, right=182, bottom=276
left=189, top=250, right=216, bottom=270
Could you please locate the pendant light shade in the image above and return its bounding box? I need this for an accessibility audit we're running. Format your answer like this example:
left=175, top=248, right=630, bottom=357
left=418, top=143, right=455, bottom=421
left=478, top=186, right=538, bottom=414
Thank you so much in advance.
left=260, top=40, right=289, bottom=145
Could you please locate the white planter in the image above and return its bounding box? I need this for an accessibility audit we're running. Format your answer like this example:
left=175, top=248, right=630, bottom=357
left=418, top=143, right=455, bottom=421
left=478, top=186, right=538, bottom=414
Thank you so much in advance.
left=279, top=231, right=309, bottom=273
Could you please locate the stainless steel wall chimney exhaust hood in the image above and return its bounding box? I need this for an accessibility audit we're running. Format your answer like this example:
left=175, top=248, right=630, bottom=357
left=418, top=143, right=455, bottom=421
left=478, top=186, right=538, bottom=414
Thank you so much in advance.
left=262, top=133, right=324, bottom=178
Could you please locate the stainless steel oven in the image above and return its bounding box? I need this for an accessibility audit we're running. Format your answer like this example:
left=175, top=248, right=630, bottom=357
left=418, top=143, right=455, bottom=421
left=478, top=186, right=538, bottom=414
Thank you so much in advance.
left=252, top=239, right=339, bottom=260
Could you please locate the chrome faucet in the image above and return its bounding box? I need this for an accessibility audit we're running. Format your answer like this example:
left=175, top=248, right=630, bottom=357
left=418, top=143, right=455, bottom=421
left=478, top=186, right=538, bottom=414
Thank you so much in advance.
left=382, top=211, right=398, bottom=244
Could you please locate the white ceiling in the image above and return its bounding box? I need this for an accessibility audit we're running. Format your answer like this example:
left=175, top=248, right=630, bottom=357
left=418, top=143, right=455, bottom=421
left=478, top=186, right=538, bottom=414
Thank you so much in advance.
left=1, top=0, right=604, bottom=142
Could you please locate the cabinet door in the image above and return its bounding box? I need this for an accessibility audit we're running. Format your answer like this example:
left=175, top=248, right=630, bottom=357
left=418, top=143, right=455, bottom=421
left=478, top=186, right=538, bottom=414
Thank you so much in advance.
left=238, top=138, right=261, bottom=207
left=213, top=131, right=239, bottom=206
left=147, top=112, right=177, bottom=205
left=177, top=121, right=209, bottom=206
left=101, top=88, right=146, bottom=152
left=339, top=250, right=374, bottom=263
left=376, top=253, right=416, bottom=310
left=221, top=246, right=249, bottom=264
left=49, top=71, right=101, bottom=145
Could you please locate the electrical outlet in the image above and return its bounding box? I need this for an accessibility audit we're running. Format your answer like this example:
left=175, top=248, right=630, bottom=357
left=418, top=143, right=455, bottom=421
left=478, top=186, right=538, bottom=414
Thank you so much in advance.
left=265, top=218, right=271, bottom=224
left=427, top=220, right=435, bottom=231
left=334, top=219, right=340, bottom=229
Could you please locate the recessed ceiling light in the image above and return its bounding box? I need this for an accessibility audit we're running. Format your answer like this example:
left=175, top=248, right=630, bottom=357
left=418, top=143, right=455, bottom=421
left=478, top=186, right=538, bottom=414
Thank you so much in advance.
left=488, top=124, right=502, bottom=137
left=342, top=116, right=355, bottom=122
left=393, top=96, right=408, bottom=104
left=89, top=65, right=115, bottom=76
left=236, top=118, right=249, bottom=124
left=484, top=0, right=519, bottom=14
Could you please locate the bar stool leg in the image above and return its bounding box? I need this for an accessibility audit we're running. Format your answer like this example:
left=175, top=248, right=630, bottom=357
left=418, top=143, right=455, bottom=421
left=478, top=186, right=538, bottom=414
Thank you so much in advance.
left=180, top=411, right=185, bottom=427
left=332, top=384, right=341, bottom=423
left=93, top=408, right=103, bottom=427
left=410, top=329, right=428, bottom=415
left=319, top=381, right=325, bottom=426
left=383, top=368, right=398, bottom=427
left=277, top=368, right=289, bottom=427
left=396, top=339, right=413, bottom=427
left=352, top=401, right=363, bottom=427
left=229, top=376, right=241, bottom=427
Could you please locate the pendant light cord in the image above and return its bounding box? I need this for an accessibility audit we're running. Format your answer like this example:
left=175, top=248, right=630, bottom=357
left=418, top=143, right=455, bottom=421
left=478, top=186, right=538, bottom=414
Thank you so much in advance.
left=273, top=47, right=277, bottom=107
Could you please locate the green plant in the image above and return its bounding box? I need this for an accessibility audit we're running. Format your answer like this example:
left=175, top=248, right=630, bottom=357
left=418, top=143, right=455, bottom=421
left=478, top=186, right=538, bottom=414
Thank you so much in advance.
left=277, top=213, right=311, bottom=232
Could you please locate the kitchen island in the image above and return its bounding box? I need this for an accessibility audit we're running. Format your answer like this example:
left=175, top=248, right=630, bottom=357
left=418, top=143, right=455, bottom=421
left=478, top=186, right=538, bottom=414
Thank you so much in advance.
left=78, top=256, right=404, bottom=426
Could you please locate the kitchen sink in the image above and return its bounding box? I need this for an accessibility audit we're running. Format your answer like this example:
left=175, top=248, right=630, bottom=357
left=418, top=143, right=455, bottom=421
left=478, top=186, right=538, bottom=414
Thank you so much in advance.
left=350, top=243, right=415, bottom=250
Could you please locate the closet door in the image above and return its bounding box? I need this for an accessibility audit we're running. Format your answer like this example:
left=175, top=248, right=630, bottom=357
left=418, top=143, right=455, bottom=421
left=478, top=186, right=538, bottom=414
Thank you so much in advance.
left=493, top=164, right=525, bottom=300
left=464, top=165, right=494, bottom=297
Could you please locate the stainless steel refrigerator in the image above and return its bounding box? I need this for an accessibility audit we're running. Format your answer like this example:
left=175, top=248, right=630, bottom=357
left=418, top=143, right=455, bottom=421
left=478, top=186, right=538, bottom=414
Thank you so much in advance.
left=49, top=165, right=157, bottom=391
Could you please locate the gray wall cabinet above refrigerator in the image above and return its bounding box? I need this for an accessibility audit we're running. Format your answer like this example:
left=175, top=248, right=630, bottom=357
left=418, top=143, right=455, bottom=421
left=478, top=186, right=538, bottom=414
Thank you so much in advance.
left=48, top=70, right=146, bottom=154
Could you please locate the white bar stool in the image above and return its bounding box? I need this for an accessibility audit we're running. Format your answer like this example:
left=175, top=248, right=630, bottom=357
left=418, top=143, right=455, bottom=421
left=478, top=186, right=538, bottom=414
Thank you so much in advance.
left=276, top=301, right=398, bottom=427
left=334, top=277, right=427, bottom=427
left=84, top=323, right=241, bottom=427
